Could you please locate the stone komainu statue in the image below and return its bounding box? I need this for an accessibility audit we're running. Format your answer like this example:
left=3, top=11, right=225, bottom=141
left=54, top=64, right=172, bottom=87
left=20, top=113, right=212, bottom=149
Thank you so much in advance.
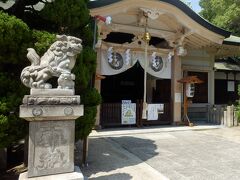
left=20, top=35, right=82, bottom=89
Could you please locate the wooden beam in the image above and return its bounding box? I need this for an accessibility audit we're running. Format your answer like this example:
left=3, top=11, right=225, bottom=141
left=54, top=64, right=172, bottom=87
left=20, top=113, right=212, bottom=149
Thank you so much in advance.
left=192, top=34, right=211, bottom=44
left=101, top=41, right=171, bottom=54
left=187, top=35, right=209, bottom=47
left=185, top=38, right=202, bottom=48
left=110, top=23, right=175, bottom=38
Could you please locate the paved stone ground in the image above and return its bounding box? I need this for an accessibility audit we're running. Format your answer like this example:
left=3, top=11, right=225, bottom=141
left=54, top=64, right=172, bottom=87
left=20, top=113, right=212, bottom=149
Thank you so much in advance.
left=81, top=126, right=240, bottom=180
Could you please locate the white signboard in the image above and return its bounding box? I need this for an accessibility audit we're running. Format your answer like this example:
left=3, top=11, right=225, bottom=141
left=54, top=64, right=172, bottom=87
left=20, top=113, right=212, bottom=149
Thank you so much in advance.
left=175, top=93, right=181, bottom=103
left=147, top=104, right=164, bottom=121
left=121, top=102, right=136, bottom=125
left=122, top=100, right=131, bottom=104
left=228, top=81, right=235, bottom=92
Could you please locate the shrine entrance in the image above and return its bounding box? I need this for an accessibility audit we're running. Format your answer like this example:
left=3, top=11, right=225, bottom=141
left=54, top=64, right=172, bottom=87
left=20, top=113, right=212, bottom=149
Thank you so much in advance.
left=101, top=62, right=144, bottom=103
left=100, top=62, right=171, bottom=127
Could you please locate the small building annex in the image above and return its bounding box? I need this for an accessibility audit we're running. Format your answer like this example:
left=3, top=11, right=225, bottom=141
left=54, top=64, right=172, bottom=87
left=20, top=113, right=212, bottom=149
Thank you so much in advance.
left=88, top=0, right=240, bottom=127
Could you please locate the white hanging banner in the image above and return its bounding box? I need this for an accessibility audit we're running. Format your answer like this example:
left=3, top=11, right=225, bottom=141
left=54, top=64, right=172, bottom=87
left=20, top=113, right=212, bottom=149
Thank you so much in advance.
left=147, top=104, right=164, bottom=121
left=121, top=101, right=136, bottom=125
left=100, top=50, right=171, bottom=79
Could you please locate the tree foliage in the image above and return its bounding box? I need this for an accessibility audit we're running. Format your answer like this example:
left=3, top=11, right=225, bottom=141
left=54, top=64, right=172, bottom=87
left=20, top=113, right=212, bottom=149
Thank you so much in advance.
left=40, top=0, right=90, bottom=33
left=0, top=11, right=56, bottom=148
left=75, top=88, right=102, bottom=140
left=0, top=11, right=29, bottom=148
left=0, top=11, right=31, bottom=65
left=199, top=0, right=240, bottom=36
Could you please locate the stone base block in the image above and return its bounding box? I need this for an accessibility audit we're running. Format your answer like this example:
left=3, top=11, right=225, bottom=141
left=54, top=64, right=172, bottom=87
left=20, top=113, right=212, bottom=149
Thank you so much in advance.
left=30, top=89, right=74, bottom=96
left=19, top=166, right=84, bottom=180
left=20, top=104, right=83, bottom=121
left=28, top=120, right=75, bottom=177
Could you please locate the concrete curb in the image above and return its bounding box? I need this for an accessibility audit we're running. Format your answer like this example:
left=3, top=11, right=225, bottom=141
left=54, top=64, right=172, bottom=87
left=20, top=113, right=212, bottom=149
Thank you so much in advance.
left=90, top=125, right=223, bottom=138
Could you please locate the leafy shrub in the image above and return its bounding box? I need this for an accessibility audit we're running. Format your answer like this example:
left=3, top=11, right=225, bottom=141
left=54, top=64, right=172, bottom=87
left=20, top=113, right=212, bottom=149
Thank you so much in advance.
left=81, top=88, right=102, bottom=106
left=75, top=106, right=97, bottom=140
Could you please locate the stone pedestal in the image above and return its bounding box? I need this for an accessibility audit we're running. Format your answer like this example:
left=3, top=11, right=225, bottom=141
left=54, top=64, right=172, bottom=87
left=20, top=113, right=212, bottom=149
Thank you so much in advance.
left=19, top=90, right=84, bottom=179
left=19, top=166, right=84, bottom=180
left=28, top=120, right=75, bottom=177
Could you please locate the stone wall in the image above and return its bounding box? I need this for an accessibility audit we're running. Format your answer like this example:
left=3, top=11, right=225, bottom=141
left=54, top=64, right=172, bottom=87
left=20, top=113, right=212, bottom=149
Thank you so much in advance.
left=208, top=105, right=239, bottom=127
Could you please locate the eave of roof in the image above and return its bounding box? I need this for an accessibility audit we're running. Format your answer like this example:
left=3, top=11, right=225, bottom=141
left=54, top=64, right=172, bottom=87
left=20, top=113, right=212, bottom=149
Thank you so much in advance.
left=223, top=35, right=240, bottom=46
left=215, top=62, right=240, bottom=72
left=88, top=0, right=231, bottom=38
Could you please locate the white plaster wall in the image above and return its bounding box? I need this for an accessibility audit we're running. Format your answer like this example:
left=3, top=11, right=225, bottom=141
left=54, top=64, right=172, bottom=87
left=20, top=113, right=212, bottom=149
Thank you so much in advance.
left=182, top=49, right=211, bottom=69
left=228, top=73, right=235, bottom=80
left=215, top=72, right=240, bottom=80
left=215, top=72, right=227, bottom=80
left=237, top=74, right=240, bottom=80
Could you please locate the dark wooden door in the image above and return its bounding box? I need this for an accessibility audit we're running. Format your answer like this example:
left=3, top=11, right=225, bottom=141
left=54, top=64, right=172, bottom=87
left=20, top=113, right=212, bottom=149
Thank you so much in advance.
left=188, top=71, right=208, bottom=103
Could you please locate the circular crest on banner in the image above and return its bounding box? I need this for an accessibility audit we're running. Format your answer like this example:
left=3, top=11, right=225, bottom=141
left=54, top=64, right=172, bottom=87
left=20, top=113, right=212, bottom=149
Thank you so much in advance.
left=108, top=52, right=123, bottom=70
left=151, top=56, right=163, bottom=72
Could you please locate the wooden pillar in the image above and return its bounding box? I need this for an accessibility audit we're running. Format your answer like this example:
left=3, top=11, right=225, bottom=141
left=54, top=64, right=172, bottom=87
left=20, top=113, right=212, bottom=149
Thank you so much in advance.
left=209, top=56, right=215, bottom=105
left=94, top=47, right=102, bottom=129
left=234, top=72, right=238, bottom=99
left=171, top=52, right=182, bottom=124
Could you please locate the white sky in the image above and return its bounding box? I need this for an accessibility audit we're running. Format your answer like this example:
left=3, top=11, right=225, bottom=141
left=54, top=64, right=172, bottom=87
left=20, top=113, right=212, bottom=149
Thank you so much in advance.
left=190, top=0, right=201, bottom=13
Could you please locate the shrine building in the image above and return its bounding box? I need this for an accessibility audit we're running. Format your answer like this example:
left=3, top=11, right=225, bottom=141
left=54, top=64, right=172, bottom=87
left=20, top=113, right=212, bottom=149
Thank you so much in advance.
left=88, top=0, right=240, bottom=128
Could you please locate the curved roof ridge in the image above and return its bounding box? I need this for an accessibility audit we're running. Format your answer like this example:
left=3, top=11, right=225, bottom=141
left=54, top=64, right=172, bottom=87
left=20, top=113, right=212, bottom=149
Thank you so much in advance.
left=88, top=0, right=231, bottom=38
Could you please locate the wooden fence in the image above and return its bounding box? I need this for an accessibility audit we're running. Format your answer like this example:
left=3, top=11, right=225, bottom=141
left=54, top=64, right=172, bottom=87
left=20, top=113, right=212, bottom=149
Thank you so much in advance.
left=100, top=102, right=171, bottom=128
left=100, top=103, right=239, bottom=128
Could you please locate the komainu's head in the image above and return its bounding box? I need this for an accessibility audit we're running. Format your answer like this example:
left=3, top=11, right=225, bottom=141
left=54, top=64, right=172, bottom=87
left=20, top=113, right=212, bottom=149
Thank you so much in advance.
left=55, top=35, right=82, bottom=56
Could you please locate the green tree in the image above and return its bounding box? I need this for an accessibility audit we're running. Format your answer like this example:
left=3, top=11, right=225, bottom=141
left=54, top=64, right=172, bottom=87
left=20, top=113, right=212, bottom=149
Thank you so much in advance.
left=39, top=0, right=90, bottom=34
left=0, top=11, right=30, bottom=148
left=199, top=0, right=240, bottom=36
left=0, top=11, right=56, bottom=148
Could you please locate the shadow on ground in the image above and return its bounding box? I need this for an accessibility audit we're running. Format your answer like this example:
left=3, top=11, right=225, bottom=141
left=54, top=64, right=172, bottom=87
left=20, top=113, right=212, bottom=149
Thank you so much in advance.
left=80, top=136, right=158, bottom=179
left=91, top=173, right=132, bottom=180
left=1, top=136, right=158, bottom=179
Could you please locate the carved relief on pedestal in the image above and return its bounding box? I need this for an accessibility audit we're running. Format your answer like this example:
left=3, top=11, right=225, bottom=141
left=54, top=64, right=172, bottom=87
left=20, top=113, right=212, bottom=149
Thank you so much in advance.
left=23, top=96, right=80, bottom=105
left=37, top=148, right=66, bottom=170
left=32, top=108, right=43, bottom=117
left=28, top=121, right=75, bottom=177
left=36, top=125, right=67, bottom=170
left=64, top=107, right=74, bottom=116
